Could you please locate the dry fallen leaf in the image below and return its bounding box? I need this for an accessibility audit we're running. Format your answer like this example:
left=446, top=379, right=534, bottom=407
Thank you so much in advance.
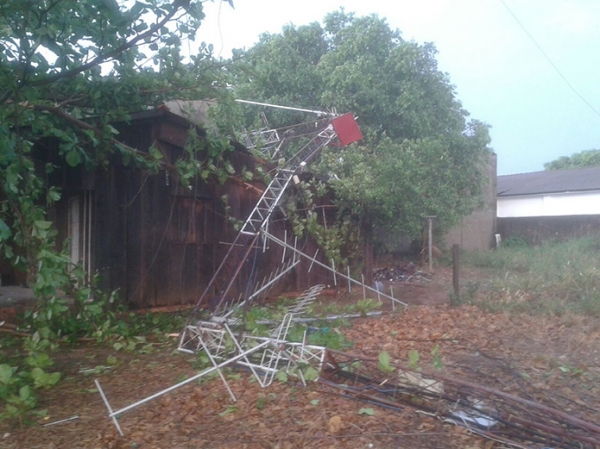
left=327, top=415, right=343, bottom=434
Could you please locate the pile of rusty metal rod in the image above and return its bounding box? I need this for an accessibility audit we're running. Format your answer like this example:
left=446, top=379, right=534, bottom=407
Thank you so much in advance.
left=320, top=349, right=600, bottom=449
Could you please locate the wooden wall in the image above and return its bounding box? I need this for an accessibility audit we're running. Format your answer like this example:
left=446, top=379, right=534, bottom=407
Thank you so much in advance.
left=20, top=110, right=336, bottom=308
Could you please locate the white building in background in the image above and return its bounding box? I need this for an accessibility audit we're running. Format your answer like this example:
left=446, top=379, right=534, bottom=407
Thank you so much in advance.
left=497, top=167, right=600, bottom=243
left=498, top=167, right=600, bottom=217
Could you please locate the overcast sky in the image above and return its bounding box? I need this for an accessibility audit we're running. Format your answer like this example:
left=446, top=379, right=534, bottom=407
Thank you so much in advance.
left=194, top=0, right=600, bottom=175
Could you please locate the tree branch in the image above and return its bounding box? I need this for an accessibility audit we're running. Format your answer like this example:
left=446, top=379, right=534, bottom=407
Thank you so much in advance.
left=31, top=0, right=188, bottom=86
left=31, top=103, right=175, bottom=170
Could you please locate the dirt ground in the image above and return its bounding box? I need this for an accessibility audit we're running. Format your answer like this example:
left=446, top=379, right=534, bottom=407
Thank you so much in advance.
left=2, top=266, right=600, bottom=449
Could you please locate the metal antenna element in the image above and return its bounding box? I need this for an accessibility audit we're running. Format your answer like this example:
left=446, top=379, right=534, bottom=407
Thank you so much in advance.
left=236, top=99, right=336, bottom=117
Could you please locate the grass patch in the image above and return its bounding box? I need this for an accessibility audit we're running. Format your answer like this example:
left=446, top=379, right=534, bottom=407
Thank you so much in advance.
left=462, top=235, right=600, bottom=316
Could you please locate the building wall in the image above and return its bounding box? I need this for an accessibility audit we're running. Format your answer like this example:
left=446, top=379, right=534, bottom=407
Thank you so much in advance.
left=1, top=111, right=336, bottom=308
left=498, top=191, right=600, bottom=217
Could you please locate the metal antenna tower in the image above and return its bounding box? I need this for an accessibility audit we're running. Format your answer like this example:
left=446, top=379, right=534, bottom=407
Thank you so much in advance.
left=180, top=106, right=361, bottom=336
left=95, top=105, right=410, bottom=435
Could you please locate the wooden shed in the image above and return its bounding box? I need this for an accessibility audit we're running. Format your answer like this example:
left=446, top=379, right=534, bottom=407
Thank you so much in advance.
left=25, top=107, right=332, bottom=308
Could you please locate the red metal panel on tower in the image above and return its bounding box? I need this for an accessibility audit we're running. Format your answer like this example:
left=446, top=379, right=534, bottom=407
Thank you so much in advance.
left=331, top=113, right=363, bottom=146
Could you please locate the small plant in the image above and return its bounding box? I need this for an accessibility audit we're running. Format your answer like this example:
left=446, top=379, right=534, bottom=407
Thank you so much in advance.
left=0, top=358, right=59, bottom=425
left=431, top=345, right=444, bottom=370
left=256, top=396, right=267, bottom=410
left=450, top=281, right=480, bottom=306
left=355, top=298, right=382, bottom=316
left=407, top=350, right=420, bottom=370
left=502, top=235, right=529, bottom=248
left=377, top=351, right=394, bottom=374
left=218, top=405, right=239, bottom=417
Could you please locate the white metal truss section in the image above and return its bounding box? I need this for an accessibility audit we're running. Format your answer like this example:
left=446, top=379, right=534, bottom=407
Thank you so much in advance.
left=236, top=99, right=337, bottom=160
left=239, top=125, right=338, bottom=237
left=240, top=126, right=280, bottom=152
left=286, top=284, right=325, bottom=316
left=178, top=314, right=326, bottom=388
left=285, top=124, right=337, bottom=171
left=98, top=314, right=326, bottom=436
left=239, top=169, right=295, bottom=236
left=95, top=338, right=273, bottom=437
left=262, top=229, right=408, bottom=308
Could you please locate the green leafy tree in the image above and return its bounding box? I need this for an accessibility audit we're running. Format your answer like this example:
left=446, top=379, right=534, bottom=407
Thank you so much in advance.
left=0, top=1, right=238, bottom=422
left=544, top=149, right=600, bottom=170
left=226, top=10, right=491, bottom=277
left=0, top=0, right=232, bottom=316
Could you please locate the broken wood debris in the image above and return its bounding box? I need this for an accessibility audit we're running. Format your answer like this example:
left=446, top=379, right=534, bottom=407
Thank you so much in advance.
left=320, top=349, right=600, bottom=449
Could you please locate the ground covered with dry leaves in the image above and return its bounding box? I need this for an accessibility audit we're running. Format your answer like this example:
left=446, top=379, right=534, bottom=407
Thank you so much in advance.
left=2, top=269, right=600, bottom=449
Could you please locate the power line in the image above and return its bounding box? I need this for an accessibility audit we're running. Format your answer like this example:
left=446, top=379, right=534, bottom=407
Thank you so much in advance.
left=500, top=0, right=600, bottom=120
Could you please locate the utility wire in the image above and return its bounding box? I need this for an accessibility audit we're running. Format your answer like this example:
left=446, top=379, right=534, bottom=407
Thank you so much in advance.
left=500, top=0, right=600, bottom=120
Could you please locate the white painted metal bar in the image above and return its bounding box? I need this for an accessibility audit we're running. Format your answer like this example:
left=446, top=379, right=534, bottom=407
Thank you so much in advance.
left=198, top=334, right=237, bottom=402
left=347, top=266, right=352, bottom=293
left=99, top=340, right=271, bottom=428
left=331, top=259, right=337, bottom=287
left=308, top=249, right=319, bottom=273
left=215, top=259, right=301, bottom=321
left=223, top=324, right=267, bottom=388
left=95, top=379, right=124, bottom=436
left=235, top=99, right=335, bottom=117
left=255, top=311, right=383, bottom=325
left=361, top=274, right=366, bottom=300
left=282, top=230, right=287, bottom=263
left=42, top=415, right=79, bottom=427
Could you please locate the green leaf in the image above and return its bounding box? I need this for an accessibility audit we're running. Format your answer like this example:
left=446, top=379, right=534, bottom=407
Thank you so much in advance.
left=218, top=405, right=238, bottom=417
left=0, top=364, right=17, bottom=385
left=31, top=368, right=61, bottom=388
left=303, top=366, right=319, bottom=381
left=358, top=408, right=375, bottom=416
left=25, top=353, right=53, bottom=369
left=408, top=350, right=420, bottom=370
left=0, top=220, right=11, bottom=241
left=47, top=187, right=61, bottom=202
left=66, top=149, right=82, bottom=167
left=377, top=351, right=393, bottom=373
left=19, top=385, right=32, bottom=401
left=34, top=220, right=52, bottom=230
left=431, top=345, right=443, bottom=370
left=275, top=370, right=288, bottom=383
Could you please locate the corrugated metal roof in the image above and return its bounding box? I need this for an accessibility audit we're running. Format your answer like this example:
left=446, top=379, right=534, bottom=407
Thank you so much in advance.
left=498, top=167, right=600, bottom=197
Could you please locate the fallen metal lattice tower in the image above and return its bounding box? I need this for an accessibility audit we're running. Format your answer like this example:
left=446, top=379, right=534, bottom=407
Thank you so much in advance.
left=96, top=107, right=397, bottom=435
left=178, top=107, right=406, bottom=355
left=180, top=111, right=355, bottom=335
